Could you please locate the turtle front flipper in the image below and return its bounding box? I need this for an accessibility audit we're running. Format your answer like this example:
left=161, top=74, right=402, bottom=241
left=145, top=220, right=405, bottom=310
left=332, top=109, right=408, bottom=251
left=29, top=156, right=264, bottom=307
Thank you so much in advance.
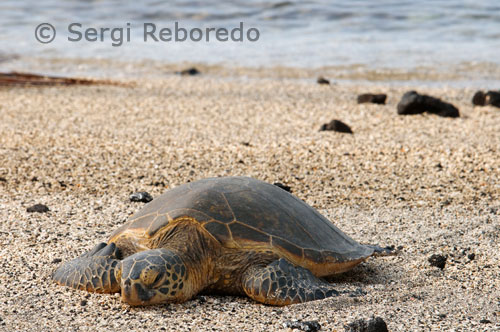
left=52, top=242, right=122, bottom=293
left=242, top=258, right=339, bottom=306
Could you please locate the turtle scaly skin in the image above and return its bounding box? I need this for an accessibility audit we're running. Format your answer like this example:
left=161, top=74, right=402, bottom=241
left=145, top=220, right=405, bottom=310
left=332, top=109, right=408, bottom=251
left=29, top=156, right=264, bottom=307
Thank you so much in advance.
left=53, top=177, right=392, bottom=306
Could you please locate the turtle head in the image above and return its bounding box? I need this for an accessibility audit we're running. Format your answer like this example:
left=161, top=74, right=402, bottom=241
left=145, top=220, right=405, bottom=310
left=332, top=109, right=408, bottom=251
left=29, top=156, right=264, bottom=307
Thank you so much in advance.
left=120, top=249, right=188, bottom=306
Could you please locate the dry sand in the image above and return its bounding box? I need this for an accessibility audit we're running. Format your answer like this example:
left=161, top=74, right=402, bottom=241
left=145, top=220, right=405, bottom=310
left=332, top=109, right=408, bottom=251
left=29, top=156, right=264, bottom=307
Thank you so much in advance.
left=0, top=65, right=499, bottom=331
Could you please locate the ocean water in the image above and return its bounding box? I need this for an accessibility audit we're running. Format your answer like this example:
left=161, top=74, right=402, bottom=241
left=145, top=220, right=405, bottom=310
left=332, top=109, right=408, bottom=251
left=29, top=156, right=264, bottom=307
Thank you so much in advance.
left=1, top=0, right=500, bottom=70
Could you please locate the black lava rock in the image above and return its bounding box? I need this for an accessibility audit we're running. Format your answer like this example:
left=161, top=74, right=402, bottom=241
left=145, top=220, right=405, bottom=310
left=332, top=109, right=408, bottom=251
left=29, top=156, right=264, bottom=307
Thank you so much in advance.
left=428, top=254, right=447, bottom=269
left=472, top=91, right=486, bottom=106
left=130, top=192, right=153, bottom=203
left=485, top=91, right=500, bottom=107
left=479, top=319, right=491, bottom=324
left=26, top=204, right=49, bottom=213
left=344, top=317, right=388, bottom=332
left=317, top=77, right=330, bottom=85
left=320, top=119, right=353, bottom=133
left=283, top=320, right=321, bottom=332
left=467, top=253, right=475, bottom=261
left=357, top=93, right=387, bottom=105
left=51, top=258, right=62, bottom=264
left=0, top=177, right=6, bottom=182
left=179, top=67, right=201, bottom=76
left=273, top=182, right=292, bottom=192
left=397, top=91, right=459, bottom=117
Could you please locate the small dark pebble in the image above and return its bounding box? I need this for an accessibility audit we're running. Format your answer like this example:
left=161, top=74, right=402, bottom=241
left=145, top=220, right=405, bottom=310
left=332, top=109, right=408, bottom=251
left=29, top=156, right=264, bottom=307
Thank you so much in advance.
left=347, top=288, right=367, bottom=297
left=344, top=317, right=388, bottom=332
left=273, top=182, right=292, bottom=193
left=179, top=67, right=200, bottom=76
left=428, top=254, right=447, bottom=269
left=479, top=319, right=491, bottom=324
left=467, top=253, right=475, bottom=261
left=397, top=91, right=459, bottom=117
left=0, top=177, right=6, bottom=182
left=317, top=77, right=330, bottom=85
left=196, top=295, right=207, bottom=303
left=26, top=204, right=49, bottom=213
left=129, top=192, right=153, bottom=203
left=283, top=320, right=321, bottom=332
left=80, top=300, right=87, bottom=306
left=51, top=258, right=62, bottom=264
left=441, top=199, right=452, bottom=207
left=357, top=93, right=387, bottom=104
left=31, top=176, right=38, bottom=182
left=320, top=119, right=353, bottom=133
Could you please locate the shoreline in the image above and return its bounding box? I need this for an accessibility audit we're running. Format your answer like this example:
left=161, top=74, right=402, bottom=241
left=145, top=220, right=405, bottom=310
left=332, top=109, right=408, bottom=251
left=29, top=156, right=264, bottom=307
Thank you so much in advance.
left=0, top=64, right=499, bottom=331
left=2, top=55, right=500, bottom=87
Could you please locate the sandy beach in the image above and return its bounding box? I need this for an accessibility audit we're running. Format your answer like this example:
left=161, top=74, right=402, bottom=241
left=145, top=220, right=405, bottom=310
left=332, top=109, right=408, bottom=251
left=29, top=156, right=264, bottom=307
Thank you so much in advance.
left=0, top=65, right=499, bottom=331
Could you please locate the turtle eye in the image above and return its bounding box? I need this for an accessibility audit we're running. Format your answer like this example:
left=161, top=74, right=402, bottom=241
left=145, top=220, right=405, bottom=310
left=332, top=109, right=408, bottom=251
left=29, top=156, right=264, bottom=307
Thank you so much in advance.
left=140, top=269, right=161, bottom=287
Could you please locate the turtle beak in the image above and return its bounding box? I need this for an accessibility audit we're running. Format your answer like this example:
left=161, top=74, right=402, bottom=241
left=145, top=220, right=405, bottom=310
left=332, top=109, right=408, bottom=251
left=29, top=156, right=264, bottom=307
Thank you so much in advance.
left=121, top=279, right=155, bottom=306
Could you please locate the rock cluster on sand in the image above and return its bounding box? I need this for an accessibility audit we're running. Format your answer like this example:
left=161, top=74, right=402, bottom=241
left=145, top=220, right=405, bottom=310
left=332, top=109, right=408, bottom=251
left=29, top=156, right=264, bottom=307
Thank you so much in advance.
left=472, top=90, right=500, bottom=107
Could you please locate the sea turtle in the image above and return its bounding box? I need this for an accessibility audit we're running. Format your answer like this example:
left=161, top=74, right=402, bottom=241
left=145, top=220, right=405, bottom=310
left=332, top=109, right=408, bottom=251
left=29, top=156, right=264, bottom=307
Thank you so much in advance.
left=53, top=176, right=391, bottom=306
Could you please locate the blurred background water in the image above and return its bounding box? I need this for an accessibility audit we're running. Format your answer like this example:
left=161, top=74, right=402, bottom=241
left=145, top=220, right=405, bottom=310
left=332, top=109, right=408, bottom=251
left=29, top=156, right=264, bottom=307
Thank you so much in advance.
left=1, top=0, right=500, bottom=72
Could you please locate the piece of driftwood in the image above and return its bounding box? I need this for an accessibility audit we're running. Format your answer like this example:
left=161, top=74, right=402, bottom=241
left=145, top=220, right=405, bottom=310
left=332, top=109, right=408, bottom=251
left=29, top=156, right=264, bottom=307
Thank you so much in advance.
left=0, top=72, right=126, bottom=87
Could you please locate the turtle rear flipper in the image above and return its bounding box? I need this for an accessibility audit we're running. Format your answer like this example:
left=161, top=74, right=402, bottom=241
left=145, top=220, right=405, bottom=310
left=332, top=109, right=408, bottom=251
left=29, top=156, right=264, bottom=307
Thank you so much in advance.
left=242, top=258, right=339, bottom=306
left=52, top=242, right=122, bottom=293
left=364, top=244, right=397, bottom=256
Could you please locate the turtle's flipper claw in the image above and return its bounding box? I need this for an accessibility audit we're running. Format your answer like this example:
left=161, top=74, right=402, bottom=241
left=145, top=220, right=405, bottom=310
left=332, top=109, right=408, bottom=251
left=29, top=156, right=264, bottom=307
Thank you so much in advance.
left=81, top=242, right=121, bottom=259
left=96, top=242, right=121, bottom=259
left=242, top=258, right=339, bottom=306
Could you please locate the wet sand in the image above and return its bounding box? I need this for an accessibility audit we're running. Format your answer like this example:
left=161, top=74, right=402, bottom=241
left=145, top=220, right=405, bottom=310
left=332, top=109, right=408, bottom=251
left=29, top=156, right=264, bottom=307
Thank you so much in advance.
left=0, top=67, right=499, bottom=331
